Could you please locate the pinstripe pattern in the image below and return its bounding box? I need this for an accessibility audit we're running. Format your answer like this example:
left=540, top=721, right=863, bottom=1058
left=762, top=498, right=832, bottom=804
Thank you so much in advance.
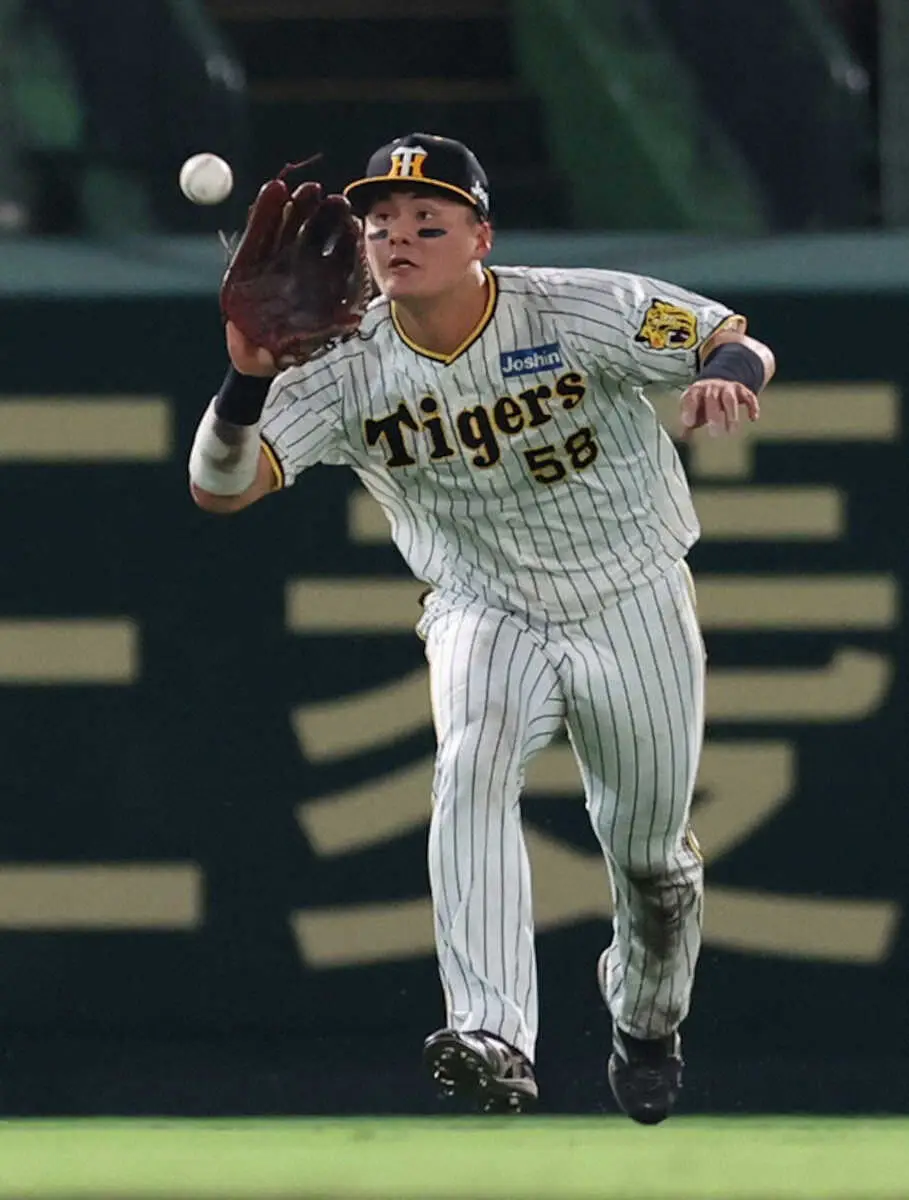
left=420, top=596, right=565, bottom=1057
left=259, top=267, right=734, bottom=622
left=418, top=562, right=704, bottom=1058
left=556, top=561, right=705, bottom=1039
left=256, top=264, right=729, bottom=1060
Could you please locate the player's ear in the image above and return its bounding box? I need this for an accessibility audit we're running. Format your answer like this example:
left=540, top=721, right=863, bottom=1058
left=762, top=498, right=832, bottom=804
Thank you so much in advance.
left=474, top=219, right=493, bottom=260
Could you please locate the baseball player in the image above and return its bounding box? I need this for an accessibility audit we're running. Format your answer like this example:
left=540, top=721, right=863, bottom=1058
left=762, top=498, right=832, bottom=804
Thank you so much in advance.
left=189, top=133, right=775, bottom=1123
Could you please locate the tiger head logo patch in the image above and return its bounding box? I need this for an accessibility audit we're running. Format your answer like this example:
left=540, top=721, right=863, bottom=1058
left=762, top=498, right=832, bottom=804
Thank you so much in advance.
left=635, top=300, right=698, bottom=351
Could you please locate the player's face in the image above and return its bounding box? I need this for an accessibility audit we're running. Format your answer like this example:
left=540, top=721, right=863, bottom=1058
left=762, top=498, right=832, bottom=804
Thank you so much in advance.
left=363, top=191, right=492, bottom=301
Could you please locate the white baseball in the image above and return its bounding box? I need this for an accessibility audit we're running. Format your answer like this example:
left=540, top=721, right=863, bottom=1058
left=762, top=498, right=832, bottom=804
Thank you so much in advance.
left=179, top=153, right=234, bottom=205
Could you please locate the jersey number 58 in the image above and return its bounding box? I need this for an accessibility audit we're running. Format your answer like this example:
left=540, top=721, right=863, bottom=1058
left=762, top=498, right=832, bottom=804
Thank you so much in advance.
left=524, top=427, right=600, bottom=485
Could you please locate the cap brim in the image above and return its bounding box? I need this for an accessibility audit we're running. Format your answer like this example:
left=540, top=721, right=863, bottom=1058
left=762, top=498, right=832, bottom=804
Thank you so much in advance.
left=343, top=175, right=486, bottom=217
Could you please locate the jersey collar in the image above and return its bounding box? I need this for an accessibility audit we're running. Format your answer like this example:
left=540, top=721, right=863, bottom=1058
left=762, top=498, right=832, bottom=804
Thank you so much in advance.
left=390, top=267, right=498, bottom=365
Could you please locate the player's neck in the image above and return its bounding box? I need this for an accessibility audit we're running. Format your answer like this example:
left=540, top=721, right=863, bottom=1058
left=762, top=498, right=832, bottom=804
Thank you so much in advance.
left=391, top=267, right=490, bottom=359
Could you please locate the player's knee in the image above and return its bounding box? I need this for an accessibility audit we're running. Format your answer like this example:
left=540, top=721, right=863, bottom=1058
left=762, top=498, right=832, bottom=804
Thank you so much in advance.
left=605, top=830, right=703, bottom=883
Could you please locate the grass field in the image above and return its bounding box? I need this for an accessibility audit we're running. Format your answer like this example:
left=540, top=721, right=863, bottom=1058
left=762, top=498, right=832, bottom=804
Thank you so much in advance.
left=1, top=1117, right=908, bottom=1199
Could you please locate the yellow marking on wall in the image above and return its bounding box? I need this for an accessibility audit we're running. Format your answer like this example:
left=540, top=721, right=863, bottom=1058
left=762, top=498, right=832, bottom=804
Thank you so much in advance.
left=0, top=864, right=202, bottom=929
left=291, top=843, right=897, bottom=968
left=693, top=743, right=794, bottom=858
left=523, top=741, right=797, bottom=861
left=293, top=744, right=588, bottom=859
left=348, top=491, right=390, bottom=543
left=286, top=574, right=894, bottom=635
left=0, top=398, right=171, bottom=460
left=708, top=649, right=891, bottom=721
left=694, top=487, right=843, bottom=539
left=286, top=579, right=424, bottom=632
left=290, top=729, right=897, bottom=967
left=295, top=752, right=578, bottom=856
left=696, top=576, right=896, bottom=630
left=294, top=636, right=889, bottom=771
left=298, top=758, right=433, bottom=855
left=290, top=668, right=429, bottom=761
left=0, top=619, right=139, bottom=683
left=649, top=382, right=899, bottom=480
left=523, top=743, right=579, bottom=795
left=349, top=485, right=844, bottom=544
left=291, top=895, right=434, bottom=968
left=704, top=886, right=899, bottom=963
left=294, top=741, right=797, bottom=863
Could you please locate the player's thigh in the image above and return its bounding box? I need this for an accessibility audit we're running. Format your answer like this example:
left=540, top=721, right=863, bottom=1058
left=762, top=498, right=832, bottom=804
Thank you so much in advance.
left=422, top=600, right=563, bottom=783
left=560, top=563, right=705, bottom=864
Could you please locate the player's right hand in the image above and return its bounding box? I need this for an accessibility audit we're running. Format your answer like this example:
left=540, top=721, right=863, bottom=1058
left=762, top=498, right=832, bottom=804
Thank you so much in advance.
left=226, top=320, right=278, bottom=377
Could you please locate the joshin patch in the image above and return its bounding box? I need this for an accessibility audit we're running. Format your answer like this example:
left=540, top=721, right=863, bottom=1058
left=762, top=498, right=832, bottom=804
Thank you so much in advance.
left=635, top=300, right=698, bottom=351
left=500, top=342, right=563, bottom=378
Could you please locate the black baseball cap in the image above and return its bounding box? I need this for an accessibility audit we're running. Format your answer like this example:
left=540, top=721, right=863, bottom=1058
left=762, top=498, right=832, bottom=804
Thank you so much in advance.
left=343, top=133, right=491, bottom=220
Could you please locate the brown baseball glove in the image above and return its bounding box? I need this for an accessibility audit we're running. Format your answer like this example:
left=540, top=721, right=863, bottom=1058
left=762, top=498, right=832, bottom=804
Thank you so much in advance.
left=220, top=163, right=371, bottom=368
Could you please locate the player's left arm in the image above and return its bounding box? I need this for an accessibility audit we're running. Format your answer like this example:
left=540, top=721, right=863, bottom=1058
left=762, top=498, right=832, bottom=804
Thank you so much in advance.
left=679, top=325, right=776, bottom=437
left=586, top=273, right=776, bottom=436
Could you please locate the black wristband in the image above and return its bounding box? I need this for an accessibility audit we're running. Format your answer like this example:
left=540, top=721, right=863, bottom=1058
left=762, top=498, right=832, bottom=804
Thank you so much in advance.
left=213, top=366, right=272, bottom=426
left=697, top=342, right=764, bottom=394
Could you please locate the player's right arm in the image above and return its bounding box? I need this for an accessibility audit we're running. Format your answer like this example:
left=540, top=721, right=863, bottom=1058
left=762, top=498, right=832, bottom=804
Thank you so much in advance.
left=190, top=444, right=279, bottom=515
left=189, top=321, right=340, bottom=513
left=189, top=321, right=279, bottom=513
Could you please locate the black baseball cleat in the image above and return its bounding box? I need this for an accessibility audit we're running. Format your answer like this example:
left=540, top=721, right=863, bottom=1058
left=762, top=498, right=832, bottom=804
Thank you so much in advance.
left=597, top=948, right=683, bottom=1124
left=423, top=1028, right=538, bottom=1114
left=608, top=1026, right=683, bottom=1125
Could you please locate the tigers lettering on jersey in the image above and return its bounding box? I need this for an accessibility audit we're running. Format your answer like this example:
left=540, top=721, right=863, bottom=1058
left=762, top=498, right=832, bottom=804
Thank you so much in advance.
left=260, top=264, right=734, bottom=621
left=363, top=371, right=587, bottom=469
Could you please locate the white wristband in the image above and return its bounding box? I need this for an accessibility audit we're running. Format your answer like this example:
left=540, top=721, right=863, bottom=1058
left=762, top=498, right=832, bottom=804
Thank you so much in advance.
left=188, top=399, right=261, bottom=496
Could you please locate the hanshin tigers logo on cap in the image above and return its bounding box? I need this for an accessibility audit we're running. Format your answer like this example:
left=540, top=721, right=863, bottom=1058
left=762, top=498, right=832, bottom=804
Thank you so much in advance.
left=388, top=145, right=429, bottom=180
left=344, top=132, right=492, bottom=219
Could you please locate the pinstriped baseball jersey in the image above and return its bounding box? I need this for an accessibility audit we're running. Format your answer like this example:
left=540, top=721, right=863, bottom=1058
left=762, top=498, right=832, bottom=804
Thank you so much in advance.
left=259, top=266, right=740, bottom=622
